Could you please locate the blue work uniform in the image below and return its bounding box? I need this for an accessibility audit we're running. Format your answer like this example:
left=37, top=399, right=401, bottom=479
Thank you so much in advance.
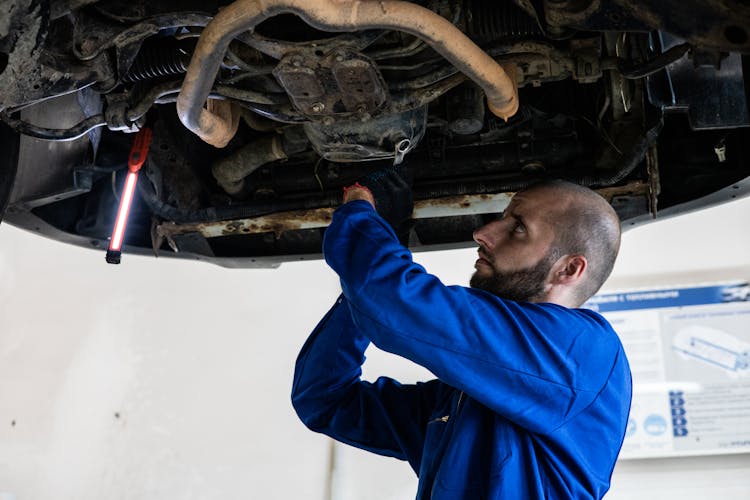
left=292, top=201, right=632, bottom=499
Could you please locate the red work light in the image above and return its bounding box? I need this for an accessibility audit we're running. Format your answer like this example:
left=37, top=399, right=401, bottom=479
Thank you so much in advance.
left=106, top=127, right=152, bottom=264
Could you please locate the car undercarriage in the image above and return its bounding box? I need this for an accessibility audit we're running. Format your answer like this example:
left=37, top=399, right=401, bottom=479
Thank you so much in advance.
left=1, top=0, right=749, bottom=267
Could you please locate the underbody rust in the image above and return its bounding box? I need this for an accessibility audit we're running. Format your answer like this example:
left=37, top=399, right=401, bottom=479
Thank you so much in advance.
left=176, top=0, right=519, bottom=147
left=1, top=0, right=750, bottom=266
left=155, top=182, right=649, bottom=242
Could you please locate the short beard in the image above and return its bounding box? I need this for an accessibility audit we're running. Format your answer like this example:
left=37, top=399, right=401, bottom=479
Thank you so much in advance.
left=469, top=251, right=558, bottom=303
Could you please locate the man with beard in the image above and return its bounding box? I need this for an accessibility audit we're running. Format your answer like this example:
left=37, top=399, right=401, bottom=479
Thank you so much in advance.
left=292, top=170, right=632, bottom=500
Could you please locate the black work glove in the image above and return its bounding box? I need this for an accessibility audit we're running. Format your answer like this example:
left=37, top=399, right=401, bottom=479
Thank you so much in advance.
left=357, top=166, right=414, bottom=232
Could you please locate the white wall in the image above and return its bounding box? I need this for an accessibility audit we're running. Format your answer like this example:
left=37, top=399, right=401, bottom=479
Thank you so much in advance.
left=1, top=195, right=749, bottom=500
left=0, top=229, right=341, bottom=500
left=600, top=197, right=750, bottom=500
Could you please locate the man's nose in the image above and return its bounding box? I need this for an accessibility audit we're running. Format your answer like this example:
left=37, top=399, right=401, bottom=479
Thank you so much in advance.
left=473, top=220, right=498, bottom=248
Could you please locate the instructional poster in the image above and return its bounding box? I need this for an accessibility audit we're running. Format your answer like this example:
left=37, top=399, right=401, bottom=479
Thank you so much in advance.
left=584, top=283, right=750, bottom=459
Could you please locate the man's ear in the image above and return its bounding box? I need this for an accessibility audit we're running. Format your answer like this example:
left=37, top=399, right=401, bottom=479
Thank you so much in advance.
left=550, top=254, right=587, bottom=285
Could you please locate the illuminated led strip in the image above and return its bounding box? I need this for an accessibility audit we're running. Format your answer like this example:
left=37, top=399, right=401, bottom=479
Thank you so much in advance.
left=106, top=127, right=152, bottom=264
left=108, top=171, right=139, bottom=252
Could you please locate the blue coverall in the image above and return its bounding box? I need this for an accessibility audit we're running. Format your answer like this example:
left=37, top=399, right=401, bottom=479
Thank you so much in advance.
left=292, top=201, right=632, bottom=499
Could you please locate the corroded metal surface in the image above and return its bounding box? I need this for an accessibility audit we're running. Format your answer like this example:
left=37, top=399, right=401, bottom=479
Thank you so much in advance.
left=154, top=182, right=650, bottom=240
left=212, top=134, right=287, bottom=193
left=202, top=99, right=241, bottom=148
left=596, top=181, right=649, bottom=201
left=156, top=193, right=515, bottom=239
left=156, top=207, right=337, bottom=240
left=176, top=0, right=520, bottom=146
left=273, top=48, right=389, bottom=118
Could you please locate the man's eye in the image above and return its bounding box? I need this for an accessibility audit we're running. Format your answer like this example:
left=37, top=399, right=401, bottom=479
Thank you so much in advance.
left=513, top=222, right=526, bottom=233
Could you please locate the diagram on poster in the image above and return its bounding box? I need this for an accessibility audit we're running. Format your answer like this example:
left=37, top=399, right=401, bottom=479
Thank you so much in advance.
left=584, top=282, right=750, bottom=459
left=672, top=325, right=749, bottom=377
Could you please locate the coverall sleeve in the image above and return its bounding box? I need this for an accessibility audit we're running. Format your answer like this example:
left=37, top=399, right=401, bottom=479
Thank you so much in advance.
left=291, top=294, right=443, bottom=473
left=323, top=201, right=622, bottom=435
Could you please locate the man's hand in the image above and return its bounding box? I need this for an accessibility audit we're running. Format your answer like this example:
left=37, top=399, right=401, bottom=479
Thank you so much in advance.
left=342, top=182, right=376, bottom=206
left=342, top=167, right=414, bottom=231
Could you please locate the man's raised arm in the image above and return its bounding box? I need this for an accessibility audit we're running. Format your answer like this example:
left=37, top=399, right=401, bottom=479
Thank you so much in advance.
left=291, top=294, right=442, bottom=473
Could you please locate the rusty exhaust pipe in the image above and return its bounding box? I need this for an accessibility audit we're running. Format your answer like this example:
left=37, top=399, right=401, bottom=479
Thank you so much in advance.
left=176, top=0, right=519, bottom=147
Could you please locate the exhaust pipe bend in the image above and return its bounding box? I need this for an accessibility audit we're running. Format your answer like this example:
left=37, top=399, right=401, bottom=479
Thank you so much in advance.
left=176, top=0, right=519, bottom=147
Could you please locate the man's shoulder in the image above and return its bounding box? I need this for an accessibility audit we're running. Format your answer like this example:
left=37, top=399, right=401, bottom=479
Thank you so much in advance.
left=537, top=301, right=618, bottom=332
left=527, top=302, right=625, bottom=359
left=461, top=290, right=621, bottom=342
left=505, top=299, right=616, bottom=329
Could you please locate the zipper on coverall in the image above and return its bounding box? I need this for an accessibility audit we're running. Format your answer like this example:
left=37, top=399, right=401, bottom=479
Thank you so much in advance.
left=427, top=390, right=465, bottom=497
left=429, top=390, right=464, bottom=423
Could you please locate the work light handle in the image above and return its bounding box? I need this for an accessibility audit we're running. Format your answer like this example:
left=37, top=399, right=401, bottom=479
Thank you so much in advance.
left=128, top=127, right=153, bottom=173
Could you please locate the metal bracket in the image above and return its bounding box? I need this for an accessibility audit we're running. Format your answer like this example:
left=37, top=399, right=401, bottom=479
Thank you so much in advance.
left=273, top=48, right=389, bottom=120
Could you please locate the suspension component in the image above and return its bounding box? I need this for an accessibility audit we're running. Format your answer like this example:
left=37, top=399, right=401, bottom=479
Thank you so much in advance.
left=176, top=0, right=519, bottom=148
left=447, top=82, right=485, bottom=135
left=462, top=0, right=541, bottom=42
left=122, top=39, right=191, bottom=83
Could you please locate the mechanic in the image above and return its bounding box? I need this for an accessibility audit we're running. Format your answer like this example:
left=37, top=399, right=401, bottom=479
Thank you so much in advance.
left=291, top=170, right=632, bottom=499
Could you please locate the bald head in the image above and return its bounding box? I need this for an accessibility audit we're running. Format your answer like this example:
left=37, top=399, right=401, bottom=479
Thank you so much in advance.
left=520, top=180, right=621, bottom=306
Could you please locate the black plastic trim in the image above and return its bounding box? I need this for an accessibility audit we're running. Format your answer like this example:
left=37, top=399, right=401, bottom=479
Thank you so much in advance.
left=0, top=123, right=20, bottom=225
